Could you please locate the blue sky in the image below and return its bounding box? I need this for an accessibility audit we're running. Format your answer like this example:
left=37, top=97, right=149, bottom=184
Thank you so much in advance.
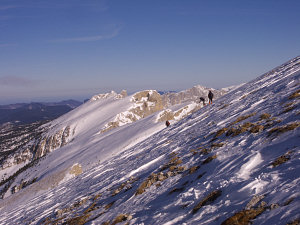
left=0, top=0, right=299, bottom=104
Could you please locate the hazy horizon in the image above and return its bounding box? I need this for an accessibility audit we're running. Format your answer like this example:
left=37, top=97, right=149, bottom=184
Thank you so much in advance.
left=1, top=0, right=299, bottom=104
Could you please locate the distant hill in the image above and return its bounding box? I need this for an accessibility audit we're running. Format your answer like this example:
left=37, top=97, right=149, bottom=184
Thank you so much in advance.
left=0, top=100, right=82, bottom=125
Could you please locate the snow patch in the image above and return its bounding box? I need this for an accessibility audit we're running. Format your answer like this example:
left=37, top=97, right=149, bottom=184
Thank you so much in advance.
left=236, top=152, right=263, bottom=180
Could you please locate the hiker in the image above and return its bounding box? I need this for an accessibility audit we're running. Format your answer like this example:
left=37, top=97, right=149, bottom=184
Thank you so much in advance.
left=165, top=120, right=170, bottom=127
left=200, top=97, right=206, bottom=106
left=208, top=90, right=214, bottom=104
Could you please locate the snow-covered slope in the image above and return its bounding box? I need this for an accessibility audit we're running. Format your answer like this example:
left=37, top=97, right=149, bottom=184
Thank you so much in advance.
left=0, top=56, right=300, bottom=225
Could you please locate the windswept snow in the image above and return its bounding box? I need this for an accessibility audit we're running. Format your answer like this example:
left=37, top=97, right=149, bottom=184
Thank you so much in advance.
left=0, top=56, right=300, bottom=225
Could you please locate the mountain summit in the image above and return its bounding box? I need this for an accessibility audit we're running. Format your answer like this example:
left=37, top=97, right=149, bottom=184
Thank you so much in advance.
left=0, top=56, right=299, bottom=225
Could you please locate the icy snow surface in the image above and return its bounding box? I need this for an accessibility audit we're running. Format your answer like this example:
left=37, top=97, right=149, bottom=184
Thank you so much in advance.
left=0, top=56, right=300, bottom=225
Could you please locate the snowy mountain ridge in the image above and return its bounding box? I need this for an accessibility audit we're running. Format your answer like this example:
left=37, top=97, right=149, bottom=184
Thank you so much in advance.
left=0, top=85, right=224, bottom=187
left=0, top=56, right=299, bottom=225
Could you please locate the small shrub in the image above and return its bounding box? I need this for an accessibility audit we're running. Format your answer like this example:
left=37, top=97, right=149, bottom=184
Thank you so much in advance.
left=192, top=189, right=222, bottom=214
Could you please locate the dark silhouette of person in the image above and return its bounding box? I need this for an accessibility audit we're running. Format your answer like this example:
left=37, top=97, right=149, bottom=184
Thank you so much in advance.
left=200, top=97, right=206, bottom=106
left=208, top=90, right=214, bottom=104
left=166, top=120, right=170, bottom=127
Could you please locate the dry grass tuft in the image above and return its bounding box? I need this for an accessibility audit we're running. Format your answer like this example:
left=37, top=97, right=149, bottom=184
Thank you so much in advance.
left=221, top=207, right=266, bottom=225
left=202, top=155, right=217, bottom=164
left=65, top=213, right=91, bottom=225
left=111, top=177, right=137, bottom=196
left=219, top=104, right=229, bottom=110
left=211, top=142, right=225, bottom=148
left=282, top=101, right=297, bottom=114
left=104, top=201, right=115, bottom=210
left=260, top=113, right=271, bottom=120
left=111, top=214, right=132, bottom=225
left=249, top=125, right=264, bottom=133
left=241, top=122, right=253, bottom=129
left=199, top=148, right=211, bottom=155
left=271, top=151, right=293, bottom=167
left=231, top=113, right=256, bottom=126
left=268, top=122, right=300, bottom=136
left=214, top=128, right=228, bottom=138
left=189, top=166, right=200, bottom=174
left=192, top=189, right=222, bottom=214
left=169, top=187, right=185, bottom=194
left=226, top=127, right=248, bottom=137
left=197, top=172, right=206, bottom=179
left=286, top=219, right=300, bottom=225
left=190, top=149, right=198, bottom=155
left=288, top=89, right=300, bottom=99
left=283, top=197, right=295, bottom=206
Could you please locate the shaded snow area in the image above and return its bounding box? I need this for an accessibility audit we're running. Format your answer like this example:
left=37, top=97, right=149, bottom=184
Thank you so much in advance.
left=1, top=56, right=300, bottom=225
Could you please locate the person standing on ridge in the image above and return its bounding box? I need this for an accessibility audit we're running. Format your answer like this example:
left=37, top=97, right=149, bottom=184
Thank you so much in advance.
left=208, top=90, right=214, bottom=104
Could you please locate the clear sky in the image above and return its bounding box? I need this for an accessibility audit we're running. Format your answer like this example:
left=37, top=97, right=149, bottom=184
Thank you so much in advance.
left=0, top=0, right=299, bottom=104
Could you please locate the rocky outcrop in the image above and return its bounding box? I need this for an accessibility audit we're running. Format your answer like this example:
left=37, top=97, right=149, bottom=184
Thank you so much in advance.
left=101, top=90, right=164, bottom=133
left=90, top=90, right=127, bottom=102
left=101, top=88, right=226, bottom=133
left=162, top=85, right=224, bottom=106
left=0, top=123, right=73, bottom=182
left=34, top=126, right=71, bottom=159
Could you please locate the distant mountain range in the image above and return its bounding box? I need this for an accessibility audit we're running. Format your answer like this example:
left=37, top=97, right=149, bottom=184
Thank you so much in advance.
left=0, top=100, right=82, bottom=125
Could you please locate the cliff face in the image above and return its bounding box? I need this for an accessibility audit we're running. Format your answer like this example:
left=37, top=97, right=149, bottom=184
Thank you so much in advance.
left=0, top=123, right=73, bottom=181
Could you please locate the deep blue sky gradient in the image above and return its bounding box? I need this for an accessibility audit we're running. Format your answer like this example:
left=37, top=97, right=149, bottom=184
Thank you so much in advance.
left=0, top=0, right=299, bottom=104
